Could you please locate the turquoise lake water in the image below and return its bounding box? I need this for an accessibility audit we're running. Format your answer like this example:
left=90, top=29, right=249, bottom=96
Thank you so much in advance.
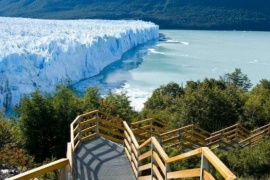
left=76, top=30, right=270, bottom=110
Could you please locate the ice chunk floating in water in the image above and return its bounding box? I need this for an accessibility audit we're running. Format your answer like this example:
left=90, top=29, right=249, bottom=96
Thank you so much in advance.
left=0, top=17, right=159, bottom=111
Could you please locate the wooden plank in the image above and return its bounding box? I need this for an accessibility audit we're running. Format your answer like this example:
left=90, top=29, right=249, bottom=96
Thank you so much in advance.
left=153, top=164, right=164, bottom=180
left=125, top=148, right=132, bottom=162
left=204, top=170, right=215, bottom=180
left=81, top=125, right=96, bottom=135
left=131, top=143, right=138, bottom=158
left=80, top=117, right=96, bottom=127
left=138, top=138, right=152, bottom=150
left=167, top=168, right=201, bottom=179
left=152, top=137, right=168, bottom=161
left=153, top=151, right=166, bottom=176
left=97, top=133, right=123, bottom=144
left=132, top=118, right=154, bottom=126
left=81, top=133, right=97, bottom=142
left=124, top=130, right=131, bottom=143
left=98, top=110, right=123, bottom=123
left=162, top=135, right=179, bottom=144
left=74, top=132, right=80, bottom=142
left=8, top=159, right=69, bottom=180
left=133, top=124, right=151, bottom=130
left=73, top=124, right=80, bottom=133
left=124, top=139, right=132, bottom=153
left=71, top=116, right=81, bottom=128
left=166, top=148, right=202, bottom=163
left=98, top=125, right=125, bottom=138
left=78, top=110, right=98, bottom=118
left=131, top=161, right=137, bottom=178
left=211, top=124, right=238, bottom=135
left=139, top=150, right=152, bottom=161
left=124, top=121, right=139, bottom=148
left=98, top=118, right=124, bottom=130
left=202, top=147, right=236, bottom=179
left=138, top=163, right=151, bottom=171
left=138, top=175, right=152, bottom=180
left=131, top=152, right=138, bottom=168
left=239, top=130, right=266, bottom=144
left=160, top=124, right=194, bottom=137
left=74, top=140, right=81, bottom=151
left=251, top=123, right=270, bottom=134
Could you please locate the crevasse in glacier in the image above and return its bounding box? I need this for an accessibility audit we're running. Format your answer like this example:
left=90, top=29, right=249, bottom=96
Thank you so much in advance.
left=0, top=17, right=159, bottom=111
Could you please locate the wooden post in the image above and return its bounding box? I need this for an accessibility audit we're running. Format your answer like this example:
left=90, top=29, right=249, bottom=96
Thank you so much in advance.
left=95, top=112, right=99, bottom=133
left=150, top=119, right=153, bottom=137
left=151, top=140, right=153, bottom=179
left=165, top=163, right=169, bottom=180
left=200, top=154, right=210, bottom=180
left=78, top=119, right=82, bottom=143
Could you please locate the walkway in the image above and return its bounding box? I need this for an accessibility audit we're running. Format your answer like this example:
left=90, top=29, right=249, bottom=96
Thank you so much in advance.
left=75, top=137, right=135, bottom=180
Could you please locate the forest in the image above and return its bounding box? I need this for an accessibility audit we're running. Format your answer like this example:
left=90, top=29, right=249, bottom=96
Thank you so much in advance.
left=0, top=0, right=270, bottom=31
left=1, top=69, right=270, bottom=179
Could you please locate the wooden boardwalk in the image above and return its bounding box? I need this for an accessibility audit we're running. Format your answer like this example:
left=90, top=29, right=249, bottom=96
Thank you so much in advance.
left=74, top=137, right=135, bottom=180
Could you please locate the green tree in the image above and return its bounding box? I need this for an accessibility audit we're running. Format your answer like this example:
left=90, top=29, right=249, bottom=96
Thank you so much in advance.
left=179, top=79, right=245, bottom=132
left=217, top=140, right=270, bottom=178
left=100, top=91, right=138, bottom=123
left=16, top=90, right=56, bottom=162
left=143, top=78, right=246, bottom=132
left=243, top=79, right=270, bottom=128
left=83, top=87, right=101, bottom=111
left=52, top=85, right=83, bottom=158
left=220, top=68, right=252, bottom=91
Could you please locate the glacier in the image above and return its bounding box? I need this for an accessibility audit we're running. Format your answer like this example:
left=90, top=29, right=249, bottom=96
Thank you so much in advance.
left=0, top=17, right=159, bottom=111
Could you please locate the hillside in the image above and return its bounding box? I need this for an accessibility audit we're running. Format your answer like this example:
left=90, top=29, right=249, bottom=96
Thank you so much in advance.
left=0, top=0, right=270, bottom=30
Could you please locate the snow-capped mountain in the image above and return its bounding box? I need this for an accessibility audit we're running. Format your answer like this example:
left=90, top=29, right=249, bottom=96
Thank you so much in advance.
left=0, top=17, right=159, bottom=111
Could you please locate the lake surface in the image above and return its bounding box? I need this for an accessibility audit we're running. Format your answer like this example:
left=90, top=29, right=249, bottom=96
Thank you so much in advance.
left=76, top=30, right=270, bottom=111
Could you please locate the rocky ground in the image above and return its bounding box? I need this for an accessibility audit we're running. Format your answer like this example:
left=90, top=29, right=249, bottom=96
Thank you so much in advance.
left=0, top=164, right=20, bottom=180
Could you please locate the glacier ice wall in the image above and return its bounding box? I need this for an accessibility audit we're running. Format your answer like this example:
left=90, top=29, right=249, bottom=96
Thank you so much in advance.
left=0, top=17, right=159, bottom=111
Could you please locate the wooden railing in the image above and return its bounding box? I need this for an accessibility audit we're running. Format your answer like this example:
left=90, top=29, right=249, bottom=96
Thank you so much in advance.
left=124, top=121, right=236, bottom=180
left=132, top=118, right=269, bottom=151
left=8, top=110, right=268, bottom=180
left=8, top=143, right=73, bottom=180
left=9, top=110, right=124, bottom=180
left=131, top=118, right=172, bottom=144
left=206, top=123, right=250, bottom=150
left=160, top=124, right=211, bottom=149
left=239, top=123, right=270, bottom=148
left=70, top=110, right=124, bottom=152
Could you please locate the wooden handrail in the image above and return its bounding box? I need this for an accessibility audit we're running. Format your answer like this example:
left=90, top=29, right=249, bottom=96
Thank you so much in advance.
left=8, top=159, right=69, bottom=180
left=251, top=123, right=270, bottom=134
left=124, top=120, right=236, bottom=180
left=9, top=110, right=244, bottom=180
left=202, top=147, right=236, bottom=180
left=160, top=124, right=194, bottom=137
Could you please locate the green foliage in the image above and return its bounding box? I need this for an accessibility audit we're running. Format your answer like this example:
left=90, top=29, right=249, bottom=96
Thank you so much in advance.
left=1, top=0, right=270, bottom=30
left=0, top=115, right=23, bottom=149
left=216, top=140, right=270, bottom=178
left=83, top=87, right=101, bottom=111
left=0, top=114, right=34, bottom=170
left=16, top=85, right=136, bottom=162
left=143, top=78, right=246, bottom=132
left=16, top=90, right=57, bottom=162
left=243, top=79, right=270, bottom=128
left=220, top=68, right=252, bottom=91
left=100, top=91, right=138, bottom=123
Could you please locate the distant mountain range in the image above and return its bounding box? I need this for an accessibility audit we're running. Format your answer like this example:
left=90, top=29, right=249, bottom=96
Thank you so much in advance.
left=0, top=0, right=270, bottom=31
